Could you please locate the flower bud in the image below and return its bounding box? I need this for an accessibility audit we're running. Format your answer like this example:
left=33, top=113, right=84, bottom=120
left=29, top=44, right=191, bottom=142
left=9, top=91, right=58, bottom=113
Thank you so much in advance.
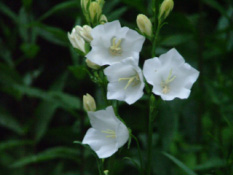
left=75, top=25, right=93, bottom=42
left=83, top=93, right=96, bottom=111
left=159, top=0, right=174, bottom=19
left=96, top=0, right=105, bottom=8
left=136, top=14, right=152, bottom=37
left=81, top=0, right=90, bottom=11
left=104, top=170, right=109, bottom=175
left=85, top=59, right=101, bottom=70
left=99, top=14, right=108, bottom=24
left=89, top=2, right=102, bottom=23
left=68, top=28, right=86, bottom=53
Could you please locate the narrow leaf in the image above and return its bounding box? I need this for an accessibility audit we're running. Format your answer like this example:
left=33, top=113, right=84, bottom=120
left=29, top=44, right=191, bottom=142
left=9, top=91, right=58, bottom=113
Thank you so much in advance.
left=11, top=147, right=80, bottom=168
left=0, top=140, right=33, bottom=151
left=0, top=108, right=24, bottom=135
left=162, top=152, right=198, bottom=175
left=38, top=1, right=78, bottom=21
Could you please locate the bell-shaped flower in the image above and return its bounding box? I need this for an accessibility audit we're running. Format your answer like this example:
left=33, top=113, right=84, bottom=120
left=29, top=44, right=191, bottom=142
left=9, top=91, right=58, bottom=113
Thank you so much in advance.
left=104, top=57, right=145, bottom=104
left=143, top=48, right=199, bottom=101
left=68, top=27, right=86, bottom=53
left=86, top=20, right=145, bottom=66
left=82, top=106, right=129, bottom=159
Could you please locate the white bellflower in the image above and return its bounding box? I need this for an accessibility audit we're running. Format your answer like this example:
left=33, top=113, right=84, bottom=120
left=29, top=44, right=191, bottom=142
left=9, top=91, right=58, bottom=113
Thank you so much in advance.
left=143, top=48, right=199, bottom=100
left=86, top=20, right=145, bottom=66
left=104, top=57, right=145, bottom=104
left=82, top=106, right=129, bottom=158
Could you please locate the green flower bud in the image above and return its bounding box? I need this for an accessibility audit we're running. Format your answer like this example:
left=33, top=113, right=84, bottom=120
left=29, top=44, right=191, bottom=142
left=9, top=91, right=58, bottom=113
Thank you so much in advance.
left=159, top=0, right=174, bottom=19
left=85, top=59, right=101, bottom=70
left=81, top=0, right=90, bottom=11
left=89, top=2, right=102, bottom=23
left=83, top=93, right=96, bottom=111
left=103, top=170, right=109, bottom=175
left=136, top=14, right=152, bottom=37
left=99, top=14, right=108, bottom=24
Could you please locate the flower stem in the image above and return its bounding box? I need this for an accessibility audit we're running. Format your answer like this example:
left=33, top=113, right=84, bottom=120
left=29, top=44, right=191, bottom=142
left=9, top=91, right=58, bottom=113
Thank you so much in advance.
left=146, top=94, right=156, bottom=175
left=132, top=134, right=143, bottom=175
left=151, top=0, right=161, bottom=57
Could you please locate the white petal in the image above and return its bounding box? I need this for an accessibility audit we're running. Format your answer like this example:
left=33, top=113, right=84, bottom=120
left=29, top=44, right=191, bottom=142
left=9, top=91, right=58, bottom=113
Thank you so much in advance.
left=116, top=122, right=129, bottom=148
left=159, top=48, right=185, bottom=67
left=87, top=106, right=120, bottom=131
left=95, top=143, right=118, bottom=158
left=82, top=128, right=117, bottom=158
left=124, top=84, right=144, bottom=104
left=122, top=29, right=145, bottom=52
left=143, top=57, right=161, bottom=86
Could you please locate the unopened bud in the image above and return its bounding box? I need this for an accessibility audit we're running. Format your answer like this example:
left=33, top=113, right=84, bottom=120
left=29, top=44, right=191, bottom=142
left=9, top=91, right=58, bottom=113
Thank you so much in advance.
left=85, top=59, right=101, bottom=70
left=75, top=25, right=93, bottom=42
left=136, top=14, right=152, bottom=37
left=81, top=0, right=90, bottom=11
left=159, top=0, right=174, bottom=19
left=103, top=170, right=109, bottom=175
left=89, top=2, right=102, bottom=23
left=96, top=0, right=105, bottom=8
left=100, top=14, right=108, bottom=24
left=83, top=93, right=96, bottom=111
left=68, top=28, right=86, bottom=53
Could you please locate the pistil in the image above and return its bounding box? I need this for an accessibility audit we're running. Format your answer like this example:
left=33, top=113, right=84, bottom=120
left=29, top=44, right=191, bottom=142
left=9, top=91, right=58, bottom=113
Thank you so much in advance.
left=161, top=69, right=176, bottom=94
left=118, top=74, right=140, bottom=89
left=109, top=37, right=122, bottom=56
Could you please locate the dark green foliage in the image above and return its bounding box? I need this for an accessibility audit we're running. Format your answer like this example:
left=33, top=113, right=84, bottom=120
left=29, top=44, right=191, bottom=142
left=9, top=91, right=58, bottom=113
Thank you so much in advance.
left=0, top=0, right=232, bottom=175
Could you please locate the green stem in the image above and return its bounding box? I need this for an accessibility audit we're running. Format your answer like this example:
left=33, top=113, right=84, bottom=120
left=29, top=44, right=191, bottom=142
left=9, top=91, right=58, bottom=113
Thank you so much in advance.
left=151, top=0, right=160, bottom=57
left=97, top=159, right=104, bottom=175
left=132, top=134, right=144, bottom=175
left=151, top=19, right=161, bottom=57
left=146, top=94, right=156, bottom=175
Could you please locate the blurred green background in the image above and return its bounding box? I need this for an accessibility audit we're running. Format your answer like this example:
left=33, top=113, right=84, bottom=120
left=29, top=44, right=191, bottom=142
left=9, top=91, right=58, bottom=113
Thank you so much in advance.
left=0, top=0, right=232, bottom=174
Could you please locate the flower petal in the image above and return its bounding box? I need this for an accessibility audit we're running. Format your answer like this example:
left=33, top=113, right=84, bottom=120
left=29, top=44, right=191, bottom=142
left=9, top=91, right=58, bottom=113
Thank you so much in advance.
left=82, top=128, right=117, bottom=158
left=87, top=106, right=120, bottom=131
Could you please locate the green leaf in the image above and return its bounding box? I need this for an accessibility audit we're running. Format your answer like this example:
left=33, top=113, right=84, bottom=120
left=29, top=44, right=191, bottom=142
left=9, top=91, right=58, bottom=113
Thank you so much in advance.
left=11, top=147, right=80, bottom=168
left=34, top=73, right=68, bottom=142
left=19, top=7, right=29, bottom=42
left=108, top=7, right=127, bottom=21
left=202, top=0, right=230, bottom=19
left=20, top=43, right=40, bottom=59
left=0, top=108, right=25, bottom=135
left=35, top=23, right=68, bottom=46
left=69, top=65, right=87, bottom=80
left=122, top=0, right=146, bottom=13
left=123, top=157, right=140, bottom=170
left=0, top=2, right=18, bottom=22
left=38, top=1, right=78, bottom=21
left=0, top=140, right=33, bottom=151
left=10, top=84, right=81, bottom=110
left=162, top=152, right=198, bottom=175
left=50, top=91, right=81, bottom=109
left=160, top=34, right=193, bottom=47
left=194, top=158, right=227, bottom=171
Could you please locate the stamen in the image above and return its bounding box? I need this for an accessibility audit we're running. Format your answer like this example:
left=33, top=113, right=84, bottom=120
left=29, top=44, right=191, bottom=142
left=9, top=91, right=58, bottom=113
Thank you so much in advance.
left=118, top=74, right=140, bottom=89
left=101, top=129, right=116, bottom=138
left=109, top=37, right=122, bottom=56
left=161, top=69, right=176, bottom=94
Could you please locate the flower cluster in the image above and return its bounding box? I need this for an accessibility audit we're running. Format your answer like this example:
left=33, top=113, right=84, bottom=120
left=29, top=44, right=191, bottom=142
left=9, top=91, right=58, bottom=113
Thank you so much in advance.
left=68, top=0, right=199, bottom=161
